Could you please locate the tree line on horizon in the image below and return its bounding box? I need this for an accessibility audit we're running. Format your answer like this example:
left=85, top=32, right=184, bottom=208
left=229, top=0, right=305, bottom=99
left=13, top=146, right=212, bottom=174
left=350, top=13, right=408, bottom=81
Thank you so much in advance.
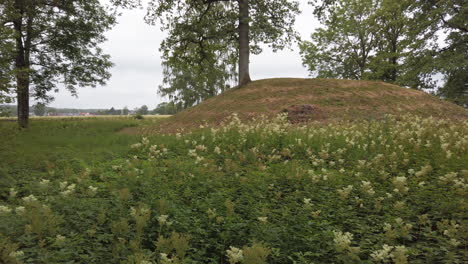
left=0, top=0, right=466, bottom=128
left=0, top=102, right=179, bottom=117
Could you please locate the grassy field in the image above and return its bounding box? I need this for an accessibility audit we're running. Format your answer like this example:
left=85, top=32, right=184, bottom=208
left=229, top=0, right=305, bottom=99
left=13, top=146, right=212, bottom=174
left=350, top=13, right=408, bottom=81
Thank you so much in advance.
left=0, top=114, right=467, bottom=264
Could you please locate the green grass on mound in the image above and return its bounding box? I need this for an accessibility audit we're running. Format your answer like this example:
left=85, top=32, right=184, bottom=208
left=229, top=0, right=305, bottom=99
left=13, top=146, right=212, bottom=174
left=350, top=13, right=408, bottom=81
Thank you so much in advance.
left=158, top=78, right=467, bottom=132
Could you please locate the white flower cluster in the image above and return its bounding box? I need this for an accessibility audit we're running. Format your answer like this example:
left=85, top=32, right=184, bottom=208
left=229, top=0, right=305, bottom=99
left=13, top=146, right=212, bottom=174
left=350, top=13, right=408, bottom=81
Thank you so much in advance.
left=88, top=185, right=98, bottom=196
left=8, top=250, right=24, bottom=259
left=39, top=179, right=50, bottom=187
left=361, top=181, right=375, bottom=195
left=226, top=246, right=244, bottom=264
left=370, top=244, right=407, bottom=264
left=22, top=194, right=38, bottom=203
left=337, top=185, right=353, bottom=200
left=0, top=205, right=12, bottom=214
left=392, top=177, right=409, bottom=193
left=60, top=182, right=76, bottom=196
left=157, top=214, right=172, bottom=226
left=333, top=230, right=353, bottom=251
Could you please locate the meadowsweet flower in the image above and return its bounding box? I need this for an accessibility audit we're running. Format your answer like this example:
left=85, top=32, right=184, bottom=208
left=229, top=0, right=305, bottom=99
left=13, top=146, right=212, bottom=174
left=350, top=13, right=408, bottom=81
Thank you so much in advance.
left=0, top=205, right=12, bottom=214
left=160, top=253, right=173, bottom=263
left=131, top=143, right=142, bottom=149
left=226, top=246, right=244, bottom=264
left=214, top=146, right=221, bottom=154
left=303, top=198, right=312, bottom=206
left=361, top=181, right=375, bottom=195
left=157, top=215, right=172, bottom=226
left=258, top=216, right=268, bottom=223
left=8, top=250, right=24, bottom=259
left=333, top=231, right=353, bottom=251
left=59, top=181, right=68, bottom=190
left=449, top=238, right=460, bottom=247
left=22, top=194, right=38, bottom=203
left=15, top=206, right=25, bottom=215
left=88, top=185, right=98, bottom=196
left=392, top=176, right=409, bottom=193
left=311, top=210, right=321, bottom=218
left=39, top=179, right=50, bottom=187
left=371, top=244, right=393, bottom=262
left=392, top=245, right=408, bottom=264
left=55, top=234, right=66, bottom=244
left=337, top=185, right=353, bottom=200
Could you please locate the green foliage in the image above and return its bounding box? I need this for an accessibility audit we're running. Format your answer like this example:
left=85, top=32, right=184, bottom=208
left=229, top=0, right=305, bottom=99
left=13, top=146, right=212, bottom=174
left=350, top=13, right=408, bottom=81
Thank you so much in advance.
left=0, top=115, right=466, bottom=263
left=301, top=0, right=467, bottom=99
left=137, top=105, right=149, bottom=115
left=152, top=102, right=180, bottom=115
left=133, top=114, right=144, bottom=120
left=0, top=0, right=119, bottom=127
left=145, top=0, right=300, bottom=108
left=33, top=103, right=46, bottom=117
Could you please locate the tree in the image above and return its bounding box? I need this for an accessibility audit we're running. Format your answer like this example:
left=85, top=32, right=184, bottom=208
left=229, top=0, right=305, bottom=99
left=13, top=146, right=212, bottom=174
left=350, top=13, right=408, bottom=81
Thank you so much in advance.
left=300, top=0, right=438, bottom=89
left=300, top=0, right=379, bottom=80
left=122, top=106, right=129, bottom=115
left=411, top=0, right=467, bottom=105
left=108, top=107, right=117, bottom=115
left=33, top=102, right=46, bottom=116
left=0, top=1, right=118, bottom=128
left=146, top=0, right=300, bottom=107
left=137, top=105, right=149, bottom=115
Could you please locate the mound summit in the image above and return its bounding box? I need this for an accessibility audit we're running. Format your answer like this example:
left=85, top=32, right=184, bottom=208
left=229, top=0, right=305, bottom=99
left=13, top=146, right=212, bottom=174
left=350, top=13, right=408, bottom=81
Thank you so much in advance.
left=160, top=78, right=466, bottom=131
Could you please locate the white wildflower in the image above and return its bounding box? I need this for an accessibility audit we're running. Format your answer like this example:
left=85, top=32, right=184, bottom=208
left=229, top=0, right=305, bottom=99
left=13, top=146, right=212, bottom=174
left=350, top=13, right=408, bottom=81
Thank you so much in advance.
left=370, top=244, right=393, bottom=261
left=214, top=146, right=221, bottom=154
left=337, top=185, right=353, bottom=200
left=257, top=217, right=268, bottom=223
left=39, top=179, right=50, bottom=187
left=22, top=194, right=38, bottom=203
left=131, top=143, right=142, bottom=149
left=88, top=185, right=98, bottom=196
left=8, top=250, right=24, bottom=259
left=15, top=206, right=25, bottom=215
left=333, top=230, right=353, bottom=251
left=157, top=215, right=172, bottom=226
left=0, top=205, right=12, bottom=214
left=160, top=253, right=172, bottom=263
left=55, top=234, right=66, bottom=244
left=361, top=181, right=375, bottom=195
left=59, top=181, right=68, bottom=190
left=226, top=246, right=244, bottom=264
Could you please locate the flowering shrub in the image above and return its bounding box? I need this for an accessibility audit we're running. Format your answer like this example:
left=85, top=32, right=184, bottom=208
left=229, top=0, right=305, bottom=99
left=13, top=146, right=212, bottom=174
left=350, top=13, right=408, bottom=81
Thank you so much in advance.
left=0, top=114, right=467, bottom=263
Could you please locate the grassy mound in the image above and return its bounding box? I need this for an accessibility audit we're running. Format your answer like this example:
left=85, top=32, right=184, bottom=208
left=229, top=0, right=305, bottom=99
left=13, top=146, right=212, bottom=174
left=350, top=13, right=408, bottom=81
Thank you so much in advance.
left=160, top=78, right=466, bottom=131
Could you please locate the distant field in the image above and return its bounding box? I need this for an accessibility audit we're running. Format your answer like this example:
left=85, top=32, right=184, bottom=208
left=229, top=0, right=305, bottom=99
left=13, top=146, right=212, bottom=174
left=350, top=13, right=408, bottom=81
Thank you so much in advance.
left=0, top=115, right=171, bottom=121
left=0, top=114, right=466, bottom=263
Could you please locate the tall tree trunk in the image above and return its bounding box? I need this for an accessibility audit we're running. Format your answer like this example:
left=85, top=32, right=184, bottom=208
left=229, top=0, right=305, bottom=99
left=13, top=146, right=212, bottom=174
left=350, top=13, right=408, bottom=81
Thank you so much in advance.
left=238, top=0, right=251, bottom=86
left=13, top=1, right=30, bottom=128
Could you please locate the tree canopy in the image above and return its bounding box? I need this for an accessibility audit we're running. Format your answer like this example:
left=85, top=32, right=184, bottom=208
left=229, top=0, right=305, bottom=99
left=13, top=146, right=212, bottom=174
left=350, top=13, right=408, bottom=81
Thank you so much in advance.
left=0, top=0, right=119, bottom=127
left=145, top=0, right=300, bottom=109
left=300, top=0, right=467, bottom=105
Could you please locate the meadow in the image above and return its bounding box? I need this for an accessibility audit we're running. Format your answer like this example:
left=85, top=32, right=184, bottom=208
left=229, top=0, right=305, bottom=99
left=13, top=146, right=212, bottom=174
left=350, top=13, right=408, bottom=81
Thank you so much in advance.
left=0, top=114, right=466, bottom=264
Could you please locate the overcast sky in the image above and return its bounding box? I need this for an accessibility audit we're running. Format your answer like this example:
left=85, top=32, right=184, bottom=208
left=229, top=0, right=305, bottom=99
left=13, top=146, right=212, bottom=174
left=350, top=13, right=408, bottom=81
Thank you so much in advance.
left=50, top=0, right=318, bottom=110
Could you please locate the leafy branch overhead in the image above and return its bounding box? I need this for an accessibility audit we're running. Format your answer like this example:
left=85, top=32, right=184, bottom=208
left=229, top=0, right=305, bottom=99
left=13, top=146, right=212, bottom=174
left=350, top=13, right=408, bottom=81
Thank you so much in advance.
left=145, top=0, right=300, bottom=108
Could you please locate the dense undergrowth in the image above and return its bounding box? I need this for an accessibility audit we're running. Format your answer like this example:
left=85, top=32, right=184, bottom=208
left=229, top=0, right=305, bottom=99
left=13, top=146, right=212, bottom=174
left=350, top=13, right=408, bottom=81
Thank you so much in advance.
left=0, top=115, right=467, bottom=263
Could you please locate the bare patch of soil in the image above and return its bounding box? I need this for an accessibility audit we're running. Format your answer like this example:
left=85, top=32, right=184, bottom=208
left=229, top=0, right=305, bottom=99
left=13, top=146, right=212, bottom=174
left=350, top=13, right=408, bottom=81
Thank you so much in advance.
left=283, top=104, right=325, bottom=123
